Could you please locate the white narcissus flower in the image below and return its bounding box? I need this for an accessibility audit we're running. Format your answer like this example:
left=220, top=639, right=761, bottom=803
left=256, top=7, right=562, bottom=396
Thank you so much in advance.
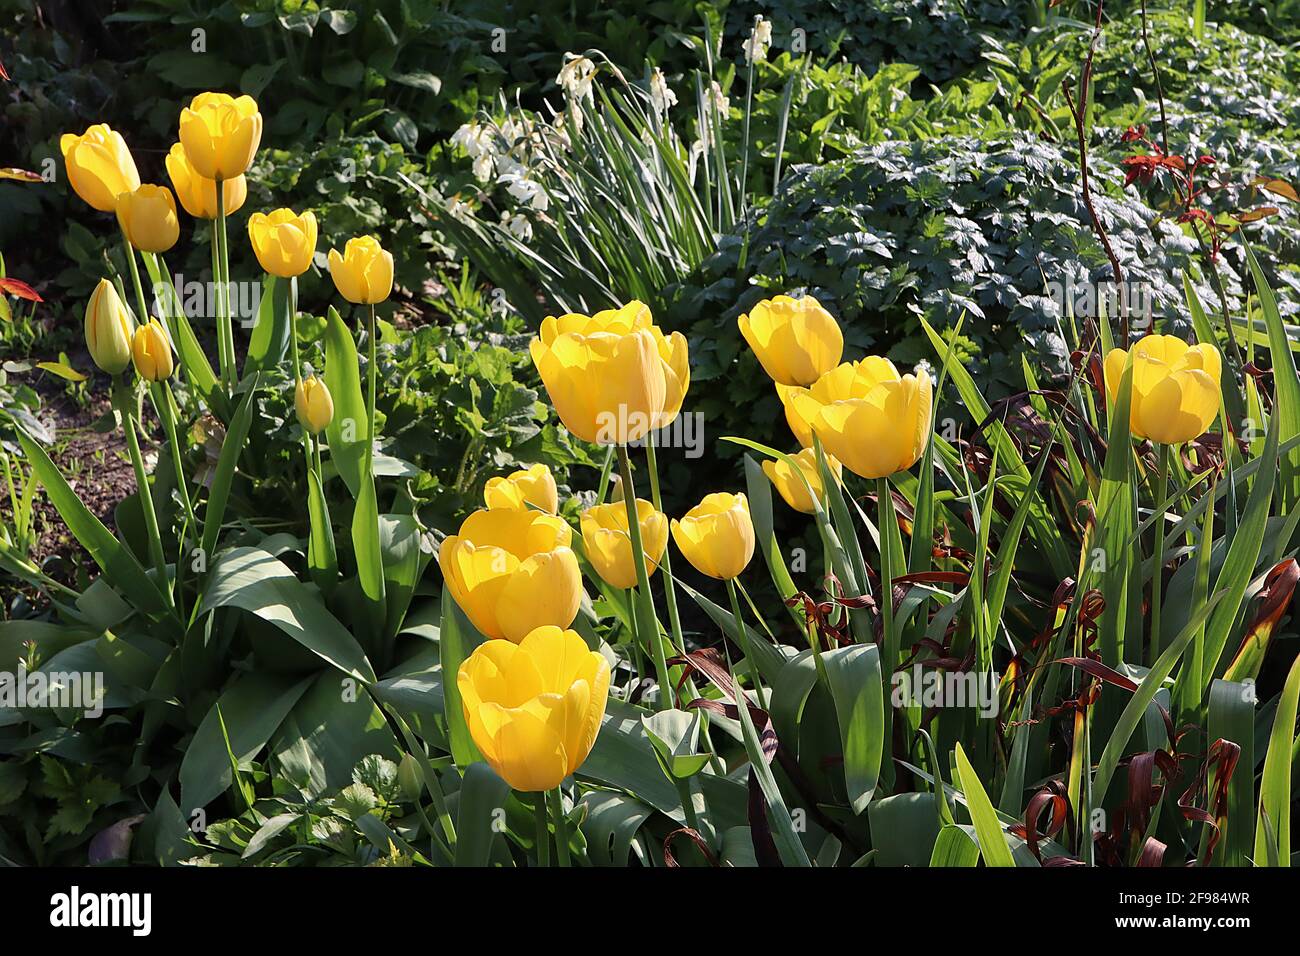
left=502, top=211, right=533, bottom=241
left=649, top=68, right=677, bottom=115
left=709, top=80, right=730, bottom=116
left=499, top=172, right=549, bottom=212
left=742, top=17, right=773, bottom=64
left=556, top=55, right=597, bottom=101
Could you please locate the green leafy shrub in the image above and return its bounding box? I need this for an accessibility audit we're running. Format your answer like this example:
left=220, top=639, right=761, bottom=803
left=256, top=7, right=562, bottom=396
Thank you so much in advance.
left=663, top=130, right=1300, bottom=444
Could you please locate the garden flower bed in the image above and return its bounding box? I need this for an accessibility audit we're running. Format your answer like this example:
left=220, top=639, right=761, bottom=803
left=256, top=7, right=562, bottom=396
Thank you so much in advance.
left=0, top=1, right=1297, bottom=894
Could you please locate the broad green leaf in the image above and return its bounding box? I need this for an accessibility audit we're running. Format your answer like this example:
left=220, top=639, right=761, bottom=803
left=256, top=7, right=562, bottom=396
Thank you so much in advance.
left=200, top=374, right=260, bottom=558
left=16, top=430, right=172, bottom=619
left=1255, top=652, right=1300, bottom=865
left=821, top=643, right=883, bottom=814
left=953, top=741, right=1016, bottom=867
left=1206, top=679, right=1254, bottom=866
left=201, top=546, right=376, bottom=682
left=180, top=673, right=310, bottom=815
left=323, top=306, right=367, bottom=498
left=1244, top=242, right=1300, bottom=508
left=453, top=762, right=510, bottom=867
left=438, top=585, right=483, bottom=768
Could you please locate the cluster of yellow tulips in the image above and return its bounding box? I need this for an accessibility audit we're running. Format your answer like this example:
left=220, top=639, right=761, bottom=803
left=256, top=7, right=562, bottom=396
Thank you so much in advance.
left=61, top=93, right=398, bottom=609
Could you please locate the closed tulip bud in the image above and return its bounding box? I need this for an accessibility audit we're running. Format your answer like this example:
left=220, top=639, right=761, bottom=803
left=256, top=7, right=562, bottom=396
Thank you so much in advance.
left=131, top=319, right=174, bottom=382
left=328, top=236, right=394, bottom=305
left=458, top=626, right=610, bottom=792
left=439, top=509, right=583, bottom=642
left=1104, top=335, right=1221, bottom=445
left=248, top=208, right=318, bottom=278
left=738, top=294, right=844, bottom=386
left=786, top=356, right=932, bottom=479
left=115, top=184, right=180, bottom=253
left=581, top=499, right=668, bottom=590
left=397, top=753, right=423, bottom=801
left=178, top=92, right=263, bottom=181
left=60, top=124, right=141, bottom=212
left=670, top=492, right=755, bottom=580
left=484, top=463, right=559, bottom=514
left=529, top=301, right=689, bottom=444
left=763, top=448, right=841, bottom=514
left=165, top=143, right=246, bottom=219
left=295, top=375, right=334, bottom=435
left=84, top=279, right=135, bottom=375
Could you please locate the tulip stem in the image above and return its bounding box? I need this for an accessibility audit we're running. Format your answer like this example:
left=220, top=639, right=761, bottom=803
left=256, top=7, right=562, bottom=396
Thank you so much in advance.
left=533, top=792, right=551, bottom=868
left=214, top=181, right=237, bottom=388
left=616, top=444, right=673, bottom=711
left=151, top=382, right=196, bottom=532
left=113, top=377, right=172, bottom=608
left=366, top=304, right=378, bottom=478
left=120, top=230, right=151, bottom=330
left=549, top=787, right=570, bottom=867
left=725, top=577, right=768, bottom=712
left=1149, top=443, right=1172, bottom=662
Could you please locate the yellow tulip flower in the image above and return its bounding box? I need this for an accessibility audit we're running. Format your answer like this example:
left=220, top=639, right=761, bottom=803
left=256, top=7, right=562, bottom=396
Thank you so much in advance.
left=130, top=319, right=174, bottom=382
left=670, top=492, right=755, bottom=580
left=580, top=499, right=668, bottom=590
left=248, top=208, right=318, bottom=278
left=328, top=236, right=394, bottom=305
left=762, top=448, right=841, bottom=514
left=788, top=358, right=932, bottom=480
left=115, top=184, right=180, bottom=253
left=457, top=626, right=610, bottom=792
left=295, top=375, right=335, bottom=435
left=60, top=124, right=141, bottom=212
left=529, top=301, right=690, bottom=444
left=775, top=355, right=902, bottom=447
left=165, top=143, right=246, bottom=219
left=738, top=294, right=844, bottom=386
left=484, top=463, right=559, bottom=514
left=1104, top=335, right=1221, bottom=444
left=178, top=92, right=263, bottom=181
left=439, top=508, right=583, bottom=642
left=84, top=279, right=135, bottom=375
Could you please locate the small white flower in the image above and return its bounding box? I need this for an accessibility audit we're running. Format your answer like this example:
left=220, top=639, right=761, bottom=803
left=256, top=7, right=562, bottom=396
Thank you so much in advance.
left=502, top=211, right=533, bottom=241
left=499, top=171, right=549, bottom=212
left=913, top=359, right=937, bottom=386
left=446, top=198, right=473, bottom=219
left=451, top=122, right=491, bottom=159
left=649, top=68, right=677, bottom=115
left=742, top=17, right=772, bottom=65
left=556, top=55, right=597, bottom=101
left=709, top=80, right=729, bottom=116
left=471, top=153, right=494, bottom=182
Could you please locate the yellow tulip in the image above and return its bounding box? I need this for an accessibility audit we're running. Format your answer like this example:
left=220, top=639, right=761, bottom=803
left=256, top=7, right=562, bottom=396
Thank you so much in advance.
left=775, top=356, right=901, bottom=447
left=178, top=92, right=263, bottom=181
left=457, top=626, right=610, bottom=792
left=670, top=492, right=755, bottom=580
left=529, top=301, right=690, bottom=444
left=1104, top=335, right=1221, bottom=444
left=248, top=208, right=318, bottom=278
left=295, top=375, right=334, bottom=435
left=84, top=279, right=135, bottom=375
left=787, top=358, right=932, bottom=479
left=130, top=319, right=174, bottom=382
left=580, top=499, right=668, bottom=590
left=60, top=124, right=141, bottom=212
left=115, top=184, right=180, bottom=253
left=762, top=448, right=841, bottom=514
left=738, top=294, right=844, bottom=386
left=484, top=463, right=558, bottom=514
left=328, top=236, right=394, bottom=305
left=439, top=508, right=583, bottom=642
left=165, top=143, right=246, bottom=219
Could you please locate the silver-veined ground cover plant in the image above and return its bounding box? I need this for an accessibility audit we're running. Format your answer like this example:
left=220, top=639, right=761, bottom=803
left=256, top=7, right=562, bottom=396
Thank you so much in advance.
left=0, top=0, right=1297, bottom=874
